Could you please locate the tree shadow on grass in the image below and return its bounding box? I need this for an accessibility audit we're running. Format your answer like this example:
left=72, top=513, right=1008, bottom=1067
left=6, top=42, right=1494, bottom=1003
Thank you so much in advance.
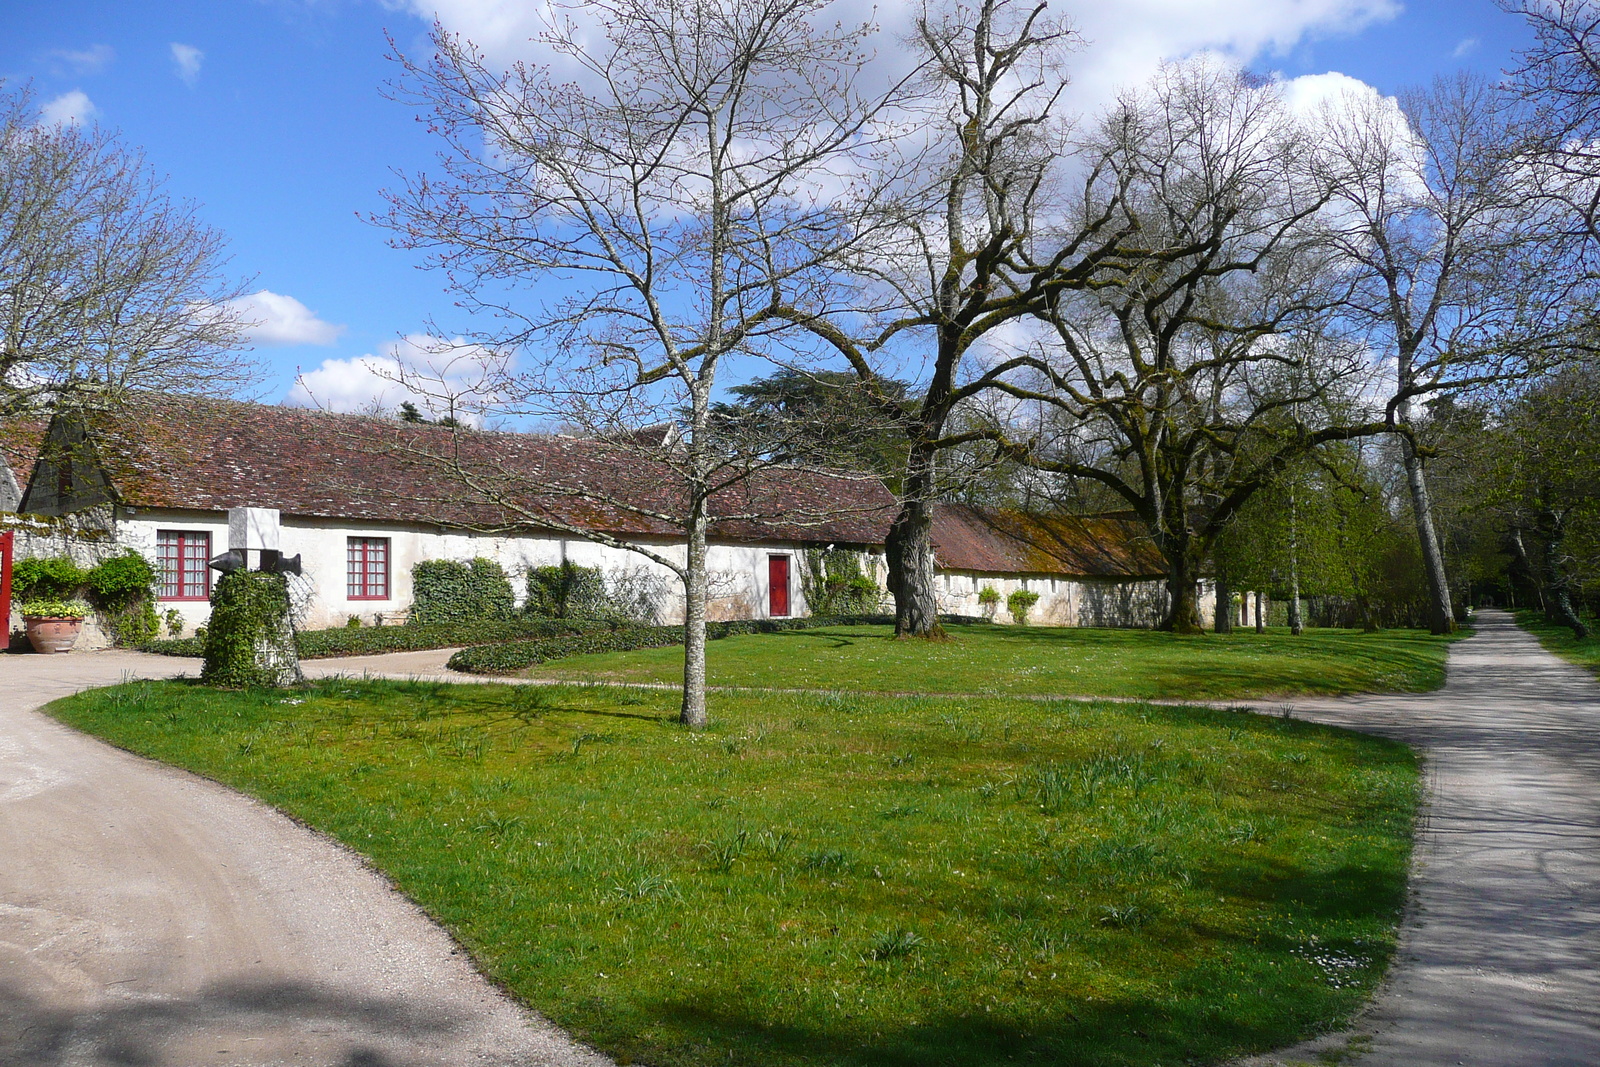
left=633, top=987, right=1317, bottom=1067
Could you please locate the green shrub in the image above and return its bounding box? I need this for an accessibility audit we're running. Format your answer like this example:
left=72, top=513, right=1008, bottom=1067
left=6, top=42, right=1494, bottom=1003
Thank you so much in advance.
left=12, top=557, right=89, bottom=600
left=1008, top=589, right=1041, bottom=625
left=143, top=616, right=617, bottom=659
left=12, top=553, right=158, bottom=645
left=412, top=557, right=517, bottom=624
left=202, top=571, right=297, bottom=688
left=86, top=552, right=159, bottom=646
left=978, top=585, right=1001, bottom=619
left=526, top=562, right=609, bottom=619
left=448, top=614, right=892, bottom=674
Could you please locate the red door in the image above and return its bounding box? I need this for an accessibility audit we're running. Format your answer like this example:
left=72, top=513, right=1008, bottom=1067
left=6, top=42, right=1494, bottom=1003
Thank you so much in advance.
left=769, top=555, right=790, bottom=617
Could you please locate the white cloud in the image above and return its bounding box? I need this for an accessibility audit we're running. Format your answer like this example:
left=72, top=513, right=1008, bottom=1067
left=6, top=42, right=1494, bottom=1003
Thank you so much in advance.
left=1454, top=37, right=1479, bottom=59
left=398, top=0, right=1397, bottom=111
left=46, top=44, right=114, bottom=75
left=285, top=333, right=504, bottom=424
left=171, top=43, right=204, bottom=85
left=38, top=90, right=97, bottom=127
left=1062, top=0, right=1399, bottom=112
left=229, top=290, right=346, bottom=346
left=1280, top=69, right=1391, bottom=117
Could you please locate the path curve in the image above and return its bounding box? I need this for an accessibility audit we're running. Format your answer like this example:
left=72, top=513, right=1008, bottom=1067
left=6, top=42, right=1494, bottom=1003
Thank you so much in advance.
left=0, top=650, right=613, bottom=1067
left=1241, top=609, right=1600, bottom=1065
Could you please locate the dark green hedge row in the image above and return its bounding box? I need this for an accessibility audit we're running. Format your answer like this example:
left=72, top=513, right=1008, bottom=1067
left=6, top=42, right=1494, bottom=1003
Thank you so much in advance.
left=412, top=558, right=517, bottom=624
left=446, top=614, right=895, bottom=674
left=143, top=617, right=622, bottom=659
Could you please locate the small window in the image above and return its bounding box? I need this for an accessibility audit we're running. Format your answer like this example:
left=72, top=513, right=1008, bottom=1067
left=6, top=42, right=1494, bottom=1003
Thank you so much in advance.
left=157, top=531, right=211, bottom=601
left=347, top=537, right=390, bottom=600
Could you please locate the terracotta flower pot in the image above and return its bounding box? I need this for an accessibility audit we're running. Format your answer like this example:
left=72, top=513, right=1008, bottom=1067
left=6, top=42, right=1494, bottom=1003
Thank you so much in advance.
left=25, top=616, right=84, bottom=654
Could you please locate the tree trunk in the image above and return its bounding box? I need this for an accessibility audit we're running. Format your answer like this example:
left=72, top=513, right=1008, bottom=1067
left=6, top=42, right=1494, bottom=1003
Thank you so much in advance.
left=1213, top=565, right=1233, bottom=634
left=886, top=447, right=944, bottom=638
left=1287, top=480, right=1303, bottom=635
left=1538, top=509, right=1589, bottom=639
left=1507, top=526, right=1546, bottom=612
left=1401, top=439, right=1456, bottom=634
left=1287, top=560, right=1303, bottom=636
left=1255, top=591, right=1266, bottom=634
left=680, top=507, right=710, bottom=729
left=1162, top=551, right=1204, bottom=634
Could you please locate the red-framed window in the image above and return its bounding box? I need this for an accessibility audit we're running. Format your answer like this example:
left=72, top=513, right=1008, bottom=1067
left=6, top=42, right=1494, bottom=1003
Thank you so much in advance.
left=157, top=531, right=211, bottom=601
left=347, top=537, right=390, bottom=600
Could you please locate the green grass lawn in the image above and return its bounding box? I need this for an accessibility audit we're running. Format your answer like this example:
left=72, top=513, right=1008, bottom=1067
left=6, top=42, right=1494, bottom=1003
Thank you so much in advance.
left=521, top=622, right=1461, bottom=700
left=50, top=678, right=1420, bottom=1067
left=1515, top=611, right=1600, bottom=678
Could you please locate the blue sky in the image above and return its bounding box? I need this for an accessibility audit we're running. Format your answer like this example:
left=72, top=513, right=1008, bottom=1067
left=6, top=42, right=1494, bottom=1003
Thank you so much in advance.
left=0, top=0, right=1536, bottom=412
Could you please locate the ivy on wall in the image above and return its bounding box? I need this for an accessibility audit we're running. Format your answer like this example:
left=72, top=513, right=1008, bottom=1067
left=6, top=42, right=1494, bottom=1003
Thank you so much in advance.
left=1007, top=588, right=1040, bottom=625
left=411, top=558, right=516, bottom=624
left=526, top=562, right=610, bottom=619
left=800, top=549, right=882, bottom=616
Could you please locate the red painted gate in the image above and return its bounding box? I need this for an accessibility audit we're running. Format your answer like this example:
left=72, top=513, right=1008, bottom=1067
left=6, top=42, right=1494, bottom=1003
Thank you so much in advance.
left=1, top=530, right=12, bottom=649
left=768, top=555, right=790, bottom=617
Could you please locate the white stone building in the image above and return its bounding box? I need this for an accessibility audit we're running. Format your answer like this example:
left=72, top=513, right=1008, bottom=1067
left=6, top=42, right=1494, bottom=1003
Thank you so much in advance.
left=0, top=396, right=1190, bottom=638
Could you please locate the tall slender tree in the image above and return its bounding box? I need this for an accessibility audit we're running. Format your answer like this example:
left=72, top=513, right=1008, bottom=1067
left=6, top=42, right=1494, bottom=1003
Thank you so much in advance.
left=1310, top=74, right=1588, bottom=633
left=382, top=0, right=906, bottom=726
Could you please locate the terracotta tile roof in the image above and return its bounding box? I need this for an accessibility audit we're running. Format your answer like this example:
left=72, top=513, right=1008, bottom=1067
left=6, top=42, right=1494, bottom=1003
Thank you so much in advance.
left=0, top=415, right=48, bottom=490
left=930, top=503, right=1165, bottom=579
left=67, top=395, right=897, bottom=545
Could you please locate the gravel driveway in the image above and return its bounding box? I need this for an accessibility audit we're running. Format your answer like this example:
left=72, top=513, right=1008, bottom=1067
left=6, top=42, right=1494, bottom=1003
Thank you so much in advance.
left=0, top=649, right=612, bottom=1067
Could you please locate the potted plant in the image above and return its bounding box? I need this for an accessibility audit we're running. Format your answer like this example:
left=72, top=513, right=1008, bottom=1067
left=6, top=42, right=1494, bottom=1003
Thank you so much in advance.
left=20, top=599, right=91, bottom=654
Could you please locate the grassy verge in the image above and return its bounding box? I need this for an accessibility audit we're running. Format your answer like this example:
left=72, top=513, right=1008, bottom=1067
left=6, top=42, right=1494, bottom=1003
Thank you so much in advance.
left=518, top=622, right=1463, bottom=700
left=50, top=679, right=1420, bottom=1067
left=1514, top=611, right=1600, bottom=679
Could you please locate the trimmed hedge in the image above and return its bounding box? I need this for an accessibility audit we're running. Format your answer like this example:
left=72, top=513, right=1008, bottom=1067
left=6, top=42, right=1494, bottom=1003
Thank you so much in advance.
left=447, top=614, right=896, bottom=674
left=412, top=558, right=516, bottom=624
left=144, top=617, right=620, bottom=659
left=526, top=562, right=610, bottom=619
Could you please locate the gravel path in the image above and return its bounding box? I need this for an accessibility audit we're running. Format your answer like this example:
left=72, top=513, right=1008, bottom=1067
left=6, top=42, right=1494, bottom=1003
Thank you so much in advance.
left=1237, top=609, right=1600, bottom=1066
left=0, top=650, right=613, bottom=1067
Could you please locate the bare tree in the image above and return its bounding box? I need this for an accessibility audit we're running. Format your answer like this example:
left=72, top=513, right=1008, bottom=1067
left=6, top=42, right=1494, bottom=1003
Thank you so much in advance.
left=1502, top=0, right=1600, bottom=240
left=381, top=0, right=905, bottom=727
left=986, top=61, right=1395, bottom=632
left=1312, top=74, right=1590, bottom=633
left=0, top=84, right=254, bottom=417
left=777, top=0, right=1139, bottom=637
